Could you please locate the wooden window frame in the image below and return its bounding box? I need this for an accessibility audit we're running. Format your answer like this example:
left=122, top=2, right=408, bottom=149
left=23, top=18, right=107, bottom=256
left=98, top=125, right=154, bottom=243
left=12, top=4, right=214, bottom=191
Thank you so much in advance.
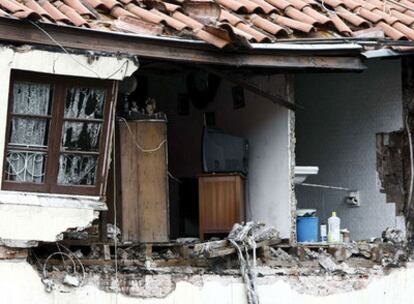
left=2, top=70, right=115, bottom=196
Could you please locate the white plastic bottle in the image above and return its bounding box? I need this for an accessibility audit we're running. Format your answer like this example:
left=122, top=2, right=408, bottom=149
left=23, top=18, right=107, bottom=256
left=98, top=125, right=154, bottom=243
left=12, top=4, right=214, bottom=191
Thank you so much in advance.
left=328, top=211, right=341, bottom=243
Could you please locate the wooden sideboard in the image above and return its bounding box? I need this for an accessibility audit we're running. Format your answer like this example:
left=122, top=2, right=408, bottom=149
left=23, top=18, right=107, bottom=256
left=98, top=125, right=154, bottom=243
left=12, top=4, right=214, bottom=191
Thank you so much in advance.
left=198, top=173, right=245, bottom=240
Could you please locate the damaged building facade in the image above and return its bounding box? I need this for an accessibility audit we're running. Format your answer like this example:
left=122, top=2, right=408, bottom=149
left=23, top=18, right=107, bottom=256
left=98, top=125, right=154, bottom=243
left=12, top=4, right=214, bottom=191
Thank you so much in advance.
left=0, top=0, right=414, bottom=303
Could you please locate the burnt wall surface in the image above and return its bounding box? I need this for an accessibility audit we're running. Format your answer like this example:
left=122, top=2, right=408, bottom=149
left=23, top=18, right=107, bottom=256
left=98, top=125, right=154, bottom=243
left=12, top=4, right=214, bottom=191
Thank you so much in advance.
left=295, top=59, right=403, bottom=240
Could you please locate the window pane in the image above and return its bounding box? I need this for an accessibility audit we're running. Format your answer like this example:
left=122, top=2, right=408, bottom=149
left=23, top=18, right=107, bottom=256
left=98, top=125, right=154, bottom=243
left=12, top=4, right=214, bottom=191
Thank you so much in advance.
left=12, top=82, right=52, bottom=115
left=65, top=87, right=105, bottom=119
left=10, top=118, right=49, bottom=147
left=5, top=151, right=46, bottom=183
left=61, top=122, right=102, bottom=151
left=57, top=154, right=98, bottom=185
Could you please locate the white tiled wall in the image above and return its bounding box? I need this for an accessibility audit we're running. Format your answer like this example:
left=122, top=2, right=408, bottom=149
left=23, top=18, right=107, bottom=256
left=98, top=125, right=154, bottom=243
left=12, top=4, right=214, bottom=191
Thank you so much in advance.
left=295, top=59, right=403, bottom=240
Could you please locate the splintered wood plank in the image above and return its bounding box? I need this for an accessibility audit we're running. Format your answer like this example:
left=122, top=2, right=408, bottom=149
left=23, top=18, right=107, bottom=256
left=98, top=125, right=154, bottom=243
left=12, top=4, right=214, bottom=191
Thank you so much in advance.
left=119, top=120, right=169, bottom=243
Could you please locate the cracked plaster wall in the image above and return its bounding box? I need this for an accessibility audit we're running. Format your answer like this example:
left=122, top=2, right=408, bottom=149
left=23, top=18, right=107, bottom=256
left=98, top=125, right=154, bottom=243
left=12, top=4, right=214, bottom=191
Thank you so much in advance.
left=0, top=45, right=138, bottom=243
left=2, top=260, right=414, bottom=303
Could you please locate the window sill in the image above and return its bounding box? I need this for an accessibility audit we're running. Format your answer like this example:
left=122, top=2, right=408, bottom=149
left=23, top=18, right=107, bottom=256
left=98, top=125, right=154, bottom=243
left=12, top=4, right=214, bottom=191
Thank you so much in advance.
left=0, top=190, right=107, bottom=211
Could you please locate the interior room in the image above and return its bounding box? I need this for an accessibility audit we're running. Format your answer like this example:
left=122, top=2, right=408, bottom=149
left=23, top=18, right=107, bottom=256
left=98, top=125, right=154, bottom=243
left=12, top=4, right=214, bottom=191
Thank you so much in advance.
left=107, top=62, right=294, bottom=243
left=295, top=59, right=404, bottom=241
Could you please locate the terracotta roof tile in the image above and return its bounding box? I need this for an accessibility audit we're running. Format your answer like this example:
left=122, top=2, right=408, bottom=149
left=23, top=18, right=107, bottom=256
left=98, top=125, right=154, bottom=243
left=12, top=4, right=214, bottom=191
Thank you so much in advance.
left=355, top=7, right=384, bottom=23
left=301, top=0, right=318, bottom=5
left=393, top=21, right=414, bottom=39
left=321, top=0, right=343, bottom=8
left=172, top=10, right=203, bottom=29
left=336, top=6, right=370, bottom=27
left=272, top=13, right=314, bottom=32
left=399, top=0, right=414, bottom=11
left=0, top=0, right=40, bottom=20
left=151, top=8, right=190, bottom=30
left=328, top=11, right=352, bottom=34
left=222, top=23, right=255, bottom=41
left=110, top=6, right=135, bottom=18
left=342, top=0, right=361, bottom=10
left=219, top=9, right=242, bottom=25
left=264, top=0, right=292, bottom=11
left=405, top=9, right=414, bottom=18
left=62, top=0, right=93, bottom=16
left=54, top=1, right=89, bottom=26
left=248, top=0, right=277, bottom=14
left=22, top=0, right=52, bottom=19
left=82, top=0, right=108, bottom=11
left=237, top=0, right=265, bottom=13
left=182, top=1, right=220, bottom=25
left=100, top=0, right=121, bottom=10
left=215, top=0, right=249, bottom=13
left=38, top=0, right=71, bottom=23
left=286, top=0, right=309, bottom=10
left=250, top=13, right=289, bottom=36
left=195, top=28, right=231, bottom=47
left=371, top=8, right=399, bottom=24
left=390, top=8, right=414, bottom=25
left=285, top=6, right=318, bottom=25
left=5, top=0, right=414, bottom=48
left=376, top=20, right=407, bottom=39
left=112, top=15, right=164, bottom=34
left=302, top=6, right=332, bottom=24
left=235, top=20, right=273, bottom=41
left=125, top=3, right=165, bottom=23
left=0, top=0, right=25, bottom=13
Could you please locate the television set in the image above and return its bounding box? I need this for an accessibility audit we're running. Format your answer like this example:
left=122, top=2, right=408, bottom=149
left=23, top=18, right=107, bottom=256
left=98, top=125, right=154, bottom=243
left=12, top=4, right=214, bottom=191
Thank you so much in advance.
left=202, top=127, right=248, bottom=174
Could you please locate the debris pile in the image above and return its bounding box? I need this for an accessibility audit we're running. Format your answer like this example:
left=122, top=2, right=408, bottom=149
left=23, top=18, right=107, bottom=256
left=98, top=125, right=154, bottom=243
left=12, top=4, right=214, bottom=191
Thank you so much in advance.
left=31, top=225, right=411, bottom=298
left=227, top=222, right=280, bottom=304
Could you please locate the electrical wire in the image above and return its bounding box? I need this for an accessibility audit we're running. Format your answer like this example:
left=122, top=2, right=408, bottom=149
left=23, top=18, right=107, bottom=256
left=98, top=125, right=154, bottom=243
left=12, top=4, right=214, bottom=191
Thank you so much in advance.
left=113, top=114, right=119, bottom=304
left=29, top=21, right=130, bottom=80
left=406, top=115, right=414, bottom=220
left=118, top=117, right=167, bottom=153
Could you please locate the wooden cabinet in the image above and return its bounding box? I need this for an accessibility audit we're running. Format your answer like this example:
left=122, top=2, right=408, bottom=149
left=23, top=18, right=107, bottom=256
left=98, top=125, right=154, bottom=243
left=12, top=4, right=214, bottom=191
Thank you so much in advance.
left=118, top=119, right=169, bottom=243
left=198, top=173, right=245, bottom=240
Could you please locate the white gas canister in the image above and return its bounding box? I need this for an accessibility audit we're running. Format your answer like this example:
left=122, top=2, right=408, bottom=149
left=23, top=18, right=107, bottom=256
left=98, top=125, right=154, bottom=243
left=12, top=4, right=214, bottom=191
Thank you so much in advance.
left=328, top=211, right=341, bottom=243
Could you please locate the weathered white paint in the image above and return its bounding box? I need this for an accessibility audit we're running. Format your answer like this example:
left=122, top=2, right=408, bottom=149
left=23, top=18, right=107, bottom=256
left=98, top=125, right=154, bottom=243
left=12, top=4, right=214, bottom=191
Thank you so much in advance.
left=1, top=260, right=414, bottom=303
left=0, top=45, right=138, bottom=243
left=0, top=190, right=106, bottom=210
left=0, top=204, right=98, bottom=242
left=151, top=74, right=293, bottom=238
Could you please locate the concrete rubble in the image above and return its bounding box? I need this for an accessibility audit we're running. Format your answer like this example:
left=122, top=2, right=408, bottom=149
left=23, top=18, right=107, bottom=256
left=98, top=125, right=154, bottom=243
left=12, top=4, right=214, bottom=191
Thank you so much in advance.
left=12, top=223, right=408, bottom=300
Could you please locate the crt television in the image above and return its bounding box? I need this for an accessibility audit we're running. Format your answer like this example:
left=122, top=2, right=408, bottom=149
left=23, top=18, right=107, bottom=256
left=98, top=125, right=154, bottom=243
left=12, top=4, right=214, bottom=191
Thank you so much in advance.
left=202, top=127, right=248, bottom=174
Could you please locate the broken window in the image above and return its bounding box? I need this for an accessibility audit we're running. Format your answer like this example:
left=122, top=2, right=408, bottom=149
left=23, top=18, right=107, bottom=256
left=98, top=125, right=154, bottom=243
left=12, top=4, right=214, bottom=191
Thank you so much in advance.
left=3, top=71, right=114, bottom=196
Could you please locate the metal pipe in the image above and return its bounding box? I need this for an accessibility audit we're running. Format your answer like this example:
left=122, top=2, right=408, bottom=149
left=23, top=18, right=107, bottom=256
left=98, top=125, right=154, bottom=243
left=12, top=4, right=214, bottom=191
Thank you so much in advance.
left=299, top=182, right=351, bottom=191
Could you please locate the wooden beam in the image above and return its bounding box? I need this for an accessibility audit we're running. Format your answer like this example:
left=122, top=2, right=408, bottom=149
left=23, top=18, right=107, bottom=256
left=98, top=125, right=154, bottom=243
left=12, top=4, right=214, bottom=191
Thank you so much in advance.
left=203, top=67, right=299, bottom=110
left=0, top=18, right=366, bottom=70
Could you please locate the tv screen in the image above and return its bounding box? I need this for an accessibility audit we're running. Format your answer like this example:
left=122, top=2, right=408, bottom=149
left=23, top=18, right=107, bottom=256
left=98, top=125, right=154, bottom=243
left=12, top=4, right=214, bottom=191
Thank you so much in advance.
left=202, top=127, right=248, bottom=174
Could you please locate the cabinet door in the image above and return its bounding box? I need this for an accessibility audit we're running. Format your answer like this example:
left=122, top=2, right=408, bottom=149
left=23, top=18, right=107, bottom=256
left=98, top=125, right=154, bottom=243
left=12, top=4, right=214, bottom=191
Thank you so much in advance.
left=199, top=176, right=238, bottom=233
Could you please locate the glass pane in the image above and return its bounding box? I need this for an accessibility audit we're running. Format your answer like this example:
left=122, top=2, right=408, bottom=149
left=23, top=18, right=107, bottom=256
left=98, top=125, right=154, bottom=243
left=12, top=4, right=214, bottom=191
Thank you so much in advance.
left=10, top=117, right=49, bottom=148
left=5, top=150, right=46, bottom=183
left=65, top=87, right=105, bottom=119
left=12, top=82, right=52, bottom=115
left=57, top=154, right=98, bottom=185
left=61, top=122, right=102, bottom=151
